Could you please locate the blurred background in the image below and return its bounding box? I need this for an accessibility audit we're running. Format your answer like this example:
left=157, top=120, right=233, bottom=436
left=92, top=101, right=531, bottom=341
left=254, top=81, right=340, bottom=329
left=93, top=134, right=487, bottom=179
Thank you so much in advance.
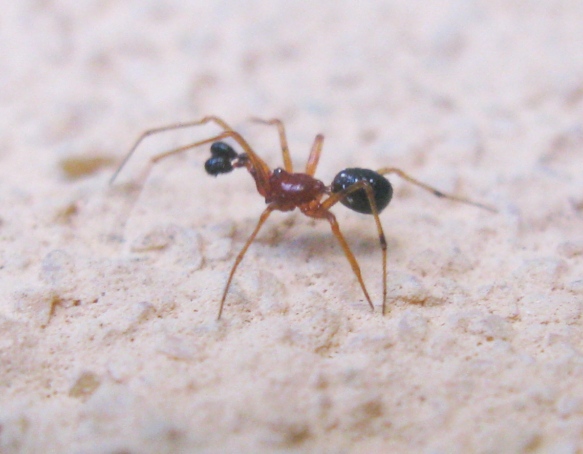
left=1, top=1, right=583, bottom=452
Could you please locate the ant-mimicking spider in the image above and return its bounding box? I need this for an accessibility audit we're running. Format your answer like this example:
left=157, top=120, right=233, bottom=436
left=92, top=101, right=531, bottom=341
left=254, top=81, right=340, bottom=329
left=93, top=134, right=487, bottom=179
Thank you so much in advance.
left=110, top=116, right=495, bottom=320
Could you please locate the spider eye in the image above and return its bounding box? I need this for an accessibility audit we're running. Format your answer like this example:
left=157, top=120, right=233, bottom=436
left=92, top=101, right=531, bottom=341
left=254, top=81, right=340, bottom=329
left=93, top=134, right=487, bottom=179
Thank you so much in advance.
left=331, top=168, right=393, bottom=214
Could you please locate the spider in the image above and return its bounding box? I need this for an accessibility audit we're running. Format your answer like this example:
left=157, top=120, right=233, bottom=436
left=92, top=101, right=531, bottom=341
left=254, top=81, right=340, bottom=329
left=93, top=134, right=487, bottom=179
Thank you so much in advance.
left=110, top=116, right=495, bottom=319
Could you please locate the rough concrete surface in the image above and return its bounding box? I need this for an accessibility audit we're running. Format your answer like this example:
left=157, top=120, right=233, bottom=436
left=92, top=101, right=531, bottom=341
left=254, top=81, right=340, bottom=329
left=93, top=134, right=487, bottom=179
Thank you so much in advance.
left=1, top=1, right=583, bottom=453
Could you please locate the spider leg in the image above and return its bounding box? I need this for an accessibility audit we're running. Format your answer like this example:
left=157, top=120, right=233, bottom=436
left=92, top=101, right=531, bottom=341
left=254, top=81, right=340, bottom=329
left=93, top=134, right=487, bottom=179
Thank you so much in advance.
left=377, top=167, right=497, bottom=213
left=250, top=118, right=293, bottom=173
left=110, top=129, right=272, bottom=230
left=111, top=116, right=270, bottom=186
left=111, top=116, right=234, bottom=184
left=217, top=205, right=275, bottom=320
left=321, top=180, right=388, bottom=313
left=305, top=134, right=324, bottom=177
left=321, top=210, right=374, bottom=311
left=109, top=116, right=276, bottom=232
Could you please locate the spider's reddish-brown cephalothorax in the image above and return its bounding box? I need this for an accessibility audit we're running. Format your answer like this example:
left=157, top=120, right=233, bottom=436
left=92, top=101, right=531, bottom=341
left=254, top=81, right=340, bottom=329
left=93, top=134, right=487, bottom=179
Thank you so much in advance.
left=111, top=116, right=495, bottom=319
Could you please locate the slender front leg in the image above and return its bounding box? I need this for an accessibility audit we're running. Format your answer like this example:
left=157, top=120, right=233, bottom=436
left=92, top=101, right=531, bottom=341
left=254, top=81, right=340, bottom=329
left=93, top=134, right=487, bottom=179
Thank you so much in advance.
left=111, top=116, right=272, bottom=192
left=109, top=129, right=273, bottom=231
left=250, top=118, right=293, bottom=173
left=321, top=180, right=387, bottom=313
left=324, top=211, right=375, bottom=311
left=111, top=116, right=237, bottom=184
left=377, top=167, right=497, bottom=213
left=217, top=205, right=275, bottom=320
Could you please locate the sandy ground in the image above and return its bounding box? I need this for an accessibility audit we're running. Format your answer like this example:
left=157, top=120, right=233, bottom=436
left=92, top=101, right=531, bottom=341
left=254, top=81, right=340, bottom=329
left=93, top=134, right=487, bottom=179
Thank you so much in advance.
left=2, top=1, right=583, bottom=453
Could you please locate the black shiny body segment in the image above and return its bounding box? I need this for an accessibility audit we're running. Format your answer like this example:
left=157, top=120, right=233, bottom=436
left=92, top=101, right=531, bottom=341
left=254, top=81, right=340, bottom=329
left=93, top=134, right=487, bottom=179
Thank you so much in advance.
left=210, top=141, right=238, bottom=159
left=205, top=141, right=242, bottom=176
left=331, top=168, right=393, bottom=214
left=205, top=156, right=234, bottom=175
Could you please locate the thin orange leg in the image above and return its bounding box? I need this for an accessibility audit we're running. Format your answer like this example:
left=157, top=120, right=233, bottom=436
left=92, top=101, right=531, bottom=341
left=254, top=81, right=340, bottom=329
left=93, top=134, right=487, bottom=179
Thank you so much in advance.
left=324, top=211, right=374, bottom=311
left=321, top=180, right=388, bottom=313
left=111, top=116, right=272, bottom=187
left=250, top=118, right=293, bottom=173
left=305, top=134, right=324, bottom=177
left=109, top=117, right=276, bottom=228
left=111, top=116, right=237, bottom=184
left=377, top=167, right=497, bottom=213
left=110, top=129, right=273, bottom=230
left=217, top=206, right=275, bottom=320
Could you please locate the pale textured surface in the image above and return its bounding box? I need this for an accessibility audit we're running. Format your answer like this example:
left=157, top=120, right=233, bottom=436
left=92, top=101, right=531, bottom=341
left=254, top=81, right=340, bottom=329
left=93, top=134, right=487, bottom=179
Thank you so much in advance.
left=2, top=1, right=583, bottom=453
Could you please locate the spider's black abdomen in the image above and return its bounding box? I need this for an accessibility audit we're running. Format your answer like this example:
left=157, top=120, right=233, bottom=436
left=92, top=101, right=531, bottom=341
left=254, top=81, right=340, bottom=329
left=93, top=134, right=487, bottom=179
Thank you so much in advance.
left=331, top=168, right=393, bottom=214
